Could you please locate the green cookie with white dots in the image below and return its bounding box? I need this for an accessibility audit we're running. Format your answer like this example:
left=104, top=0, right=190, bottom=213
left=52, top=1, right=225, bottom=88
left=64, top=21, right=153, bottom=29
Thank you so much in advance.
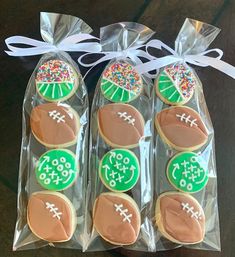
left=99, top=149, right=140, bottom=192
left=167, top=152, right=208, bottom=193
left=35, top=149, right=78, bottom=191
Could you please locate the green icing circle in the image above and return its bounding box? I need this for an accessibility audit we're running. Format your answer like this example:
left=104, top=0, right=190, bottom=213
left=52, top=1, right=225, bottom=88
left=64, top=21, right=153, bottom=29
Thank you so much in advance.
left=157, top=70, right=183, bottom=104
left=35, top=149, right=78, bottom=191
left=167, top=152, right=208, bottom=193
left=99, top=149, right=140, bottom=192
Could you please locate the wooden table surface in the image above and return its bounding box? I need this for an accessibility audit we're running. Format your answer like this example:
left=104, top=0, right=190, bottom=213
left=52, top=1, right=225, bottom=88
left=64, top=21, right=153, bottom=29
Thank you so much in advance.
left=0, top=1, right=234, bottom=257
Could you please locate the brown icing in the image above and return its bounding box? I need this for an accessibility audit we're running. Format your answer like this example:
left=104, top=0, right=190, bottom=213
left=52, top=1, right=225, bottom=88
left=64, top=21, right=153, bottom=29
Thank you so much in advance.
left=158, top=192, right=205, bottom=244
left=30, top=103, right=79, bottom=147
left=98, top=103, right=144, bottom=148
left=156, top=106, right=208, bottom=150
left=93, top=193, right=140, bottom=245
left=27, top=192, right=74, bottom=242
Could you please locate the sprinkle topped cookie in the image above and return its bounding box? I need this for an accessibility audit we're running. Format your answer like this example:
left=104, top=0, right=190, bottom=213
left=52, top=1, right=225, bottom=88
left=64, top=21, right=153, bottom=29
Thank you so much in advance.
left=27, top=191, right=76, bottom=242
left=93, top=192, right=140, bottom=245
left=35, top=149, right=78, bottom=191
left=155, top=191, right=205, bottom=244
left=99, top=149, right=140, bottom=192
left=97, top=103, right=145, bottom=149
left=36, top=60, right=79, bottom=102
left=156, top=63, right=197, bottom=105
left=101, top=62, right=143, bottom=103
left=167, top=152, right=208, bottom=193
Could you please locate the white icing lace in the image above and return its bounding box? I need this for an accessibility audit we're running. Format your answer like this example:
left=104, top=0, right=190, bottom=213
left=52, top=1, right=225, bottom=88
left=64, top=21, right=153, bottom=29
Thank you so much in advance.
left=45, top=202, right=62, bottom=220
left=117, top=112, right=135, bottom=125
left=176, top=113, right=198, bottom=127
left=114, top=203, right=132, bottom=223
left=48, top=110, right=65, bottom=123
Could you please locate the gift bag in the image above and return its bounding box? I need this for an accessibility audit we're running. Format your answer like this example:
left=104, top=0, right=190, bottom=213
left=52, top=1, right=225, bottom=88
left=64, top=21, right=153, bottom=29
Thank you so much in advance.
left=83, top=22, right=156, bottom=252
left=7, top=12, right=97, bottom=250
left=135, top=18, right=235, bottom=251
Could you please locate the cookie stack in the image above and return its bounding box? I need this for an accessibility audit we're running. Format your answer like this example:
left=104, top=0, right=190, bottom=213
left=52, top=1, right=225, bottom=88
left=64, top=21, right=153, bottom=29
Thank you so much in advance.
left=92, top=61, right=147, bottom=246
left=154, top=63, right=209, bottom=245
left=27, top=60, right=81, bottom=243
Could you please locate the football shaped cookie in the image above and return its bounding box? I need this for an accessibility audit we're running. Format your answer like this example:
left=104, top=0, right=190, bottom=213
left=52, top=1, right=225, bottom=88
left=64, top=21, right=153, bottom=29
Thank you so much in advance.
left=101, top=61, right=143, bottom=103
left=93, top=192, right=140, bottom=245
left=97, top=103, right=145, bottom=148
left=35, top=149, right=78, bottom=191
left=167, top=152, right=208, bottom=193
left=27, top=191, right=76, bottom=242
left=36, top=60, right=79, bottom=102
left=155, top=191, right=205, bottom=244
left=155, top=106, right=208, bottom=151
left=99, top=149, right=140, bottom=192
left=156, top=63, right=197, bottom=105
left=31, top=103, right=80, bottom=148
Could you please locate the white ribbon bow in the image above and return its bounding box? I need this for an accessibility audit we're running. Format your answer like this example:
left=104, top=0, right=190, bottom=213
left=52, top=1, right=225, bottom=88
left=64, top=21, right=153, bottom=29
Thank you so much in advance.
left=77, top=44, right=158, bottom=78
left=5, top=34, right=101, bottom=56
left=135, top=39, right=235, bottom=79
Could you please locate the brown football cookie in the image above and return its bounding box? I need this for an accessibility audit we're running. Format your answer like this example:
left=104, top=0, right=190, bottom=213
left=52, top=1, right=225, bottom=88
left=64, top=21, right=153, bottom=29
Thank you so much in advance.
left=30, top=103, right=80, bottom=148
left=97, top=103, right=145, bottom=149
left=155, top=106, right=208, bottom=151
left=27, top=191, right=76, bottom=242
left=155, top=191, right=205, bottom=245
left=93, top=192, right=141, bottom=245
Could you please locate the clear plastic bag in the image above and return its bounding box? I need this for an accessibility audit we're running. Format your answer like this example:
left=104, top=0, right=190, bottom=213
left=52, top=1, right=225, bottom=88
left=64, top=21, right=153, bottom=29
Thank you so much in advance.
left=13, top=13, right=90, bottom=250
left=83, top=22, right=156, bottom=252
left=153, top=19, right=221, bottom=251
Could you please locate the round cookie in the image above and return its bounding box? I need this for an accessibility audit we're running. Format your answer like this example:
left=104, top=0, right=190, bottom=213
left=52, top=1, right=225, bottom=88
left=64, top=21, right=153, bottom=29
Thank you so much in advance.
left=93, top=192, right=140, bottom=245
left=31, top=103, right=80, bottom=148
left=99, top=149, right=140, bottom=192
left=27, top=191, right=76, bottom=242
left=156, top=63, right=197, bottom=105
left=167, top=152, right=208, bottom=193
left=35, top=149, right=78, bottom=191
left=155, top=106, right=208, bottom=151
left=155, top=191, right=205, bottom=244
left=101, top=61, right=143, bottom=103
left=97, top=103, right=145, bottom=149
left=36, top=59, right=79, bottom=102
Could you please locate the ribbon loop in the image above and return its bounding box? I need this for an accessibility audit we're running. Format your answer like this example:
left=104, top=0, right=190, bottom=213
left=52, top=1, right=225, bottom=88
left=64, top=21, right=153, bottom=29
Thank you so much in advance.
left=5, top=34, right=101, bottom=56
left=135, top=39, right=235, bottom=79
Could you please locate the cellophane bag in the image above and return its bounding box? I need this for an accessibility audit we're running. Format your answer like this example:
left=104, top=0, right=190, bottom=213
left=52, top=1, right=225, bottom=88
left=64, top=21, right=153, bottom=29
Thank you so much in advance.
left=154, top=19, right=220, bottom=251
left=13, top=13, right=90, bottom=250
left=83, top=22, right=156, bottom=252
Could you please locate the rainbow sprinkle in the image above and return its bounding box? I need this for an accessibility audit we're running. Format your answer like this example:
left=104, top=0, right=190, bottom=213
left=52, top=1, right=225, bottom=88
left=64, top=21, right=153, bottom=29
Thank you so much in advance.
left=36, top=60, right=76, bottom=83
left=165, top=63, right=196, bottom=99
left=103, top=62, right=142, bottom=94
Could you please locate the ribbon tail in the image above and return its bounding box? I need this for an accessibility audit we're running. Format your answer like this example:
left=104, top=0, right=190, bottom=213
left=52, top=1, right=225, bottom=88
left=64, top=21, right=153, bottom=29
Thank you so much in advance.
left=188, top=55, right=235, bottom=79
left=135, top=56, right=180, bottom=75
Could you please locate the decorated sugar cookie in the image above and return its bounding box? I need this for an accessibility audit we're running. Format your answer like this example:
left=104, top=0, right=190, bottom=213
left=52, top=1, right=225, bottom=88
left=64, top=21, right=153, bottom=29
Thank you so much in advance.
left=93, top=192, right=140, bottom=245
left=35, top=149, right=78, bottom=191
left=155, top=106, right=208, bottom=151
left=99, top=149, right=140, bottom=192
left=97, top=103, right=145, bottom=149
left=36, top=60, right=79, bottom=102
left=155, top=191, right=205, bottom=244
left=27, top=191, right=76, bottom=242
left=101, top=62, right=143, bottom=103
left=31, top=103, right=80, bottom=148
left=167, top=152, right=208, bottom=193
left=156, top=63, right=197, bottom=105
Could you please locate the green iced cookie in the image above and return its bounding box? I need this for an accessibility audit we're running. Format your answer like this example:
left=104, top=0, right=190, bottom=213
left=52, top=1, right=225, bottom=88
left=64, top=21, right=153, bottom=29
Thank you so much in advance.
left=35, top=149, right=78, bottom=191
left=101, top=62, right=143, bottom=103
left=36, top=60, right=78, bottom=102
left=167, top=152, right=208, bottom=193
left=99, top=149, right=140, bottom=192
